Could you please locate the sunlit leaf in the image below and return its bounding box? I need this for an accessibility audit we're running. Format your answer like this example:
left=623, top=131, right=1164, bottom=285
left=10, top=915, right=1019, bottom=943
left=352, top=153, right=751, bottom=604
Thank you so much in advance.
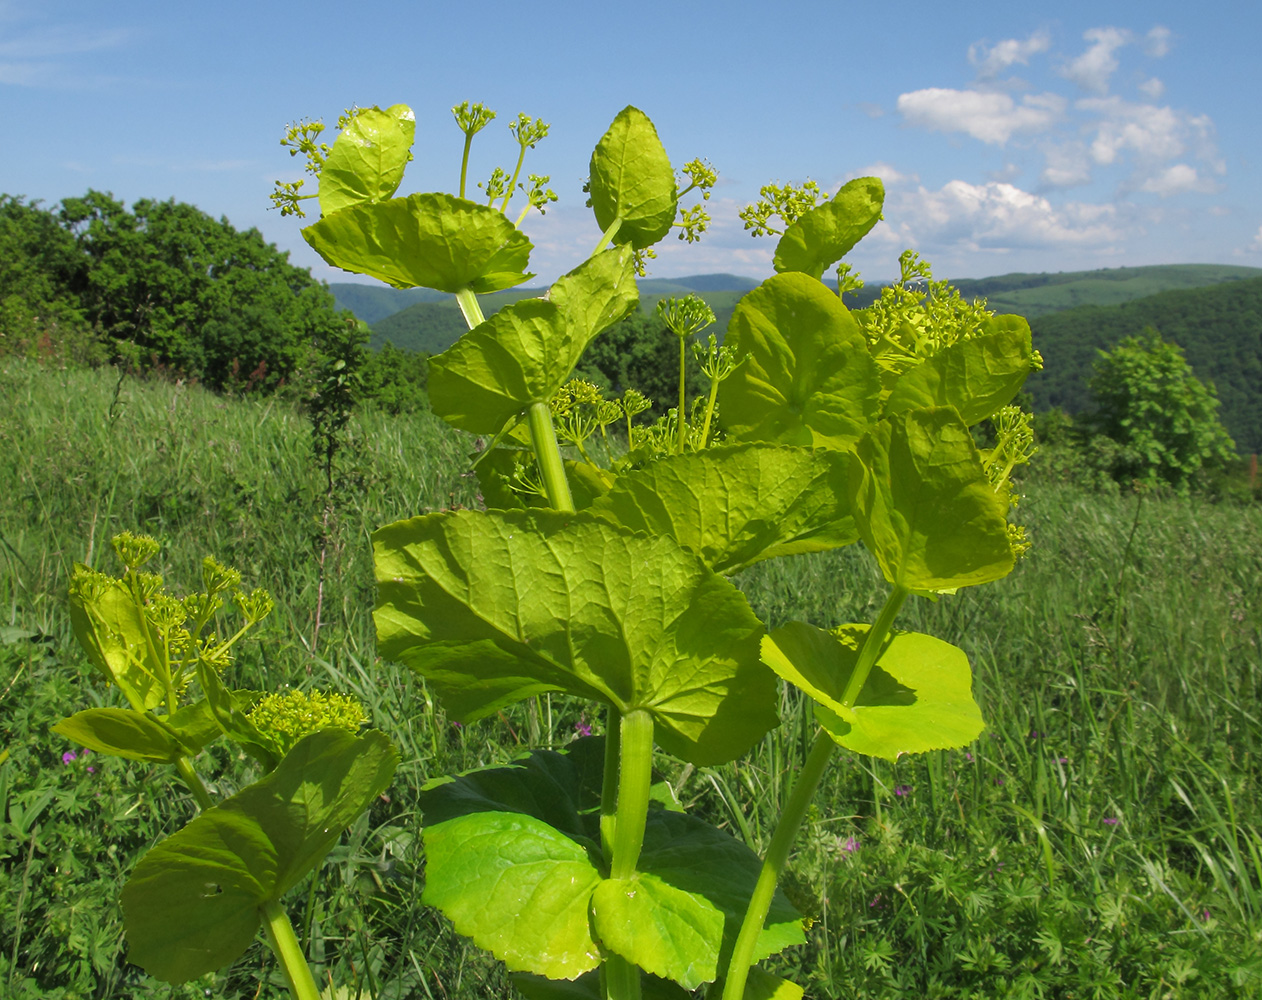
left=589, top=444, right=857, bottom=574
left=884, top=315, right=1035, bottom=425
left=773, top=177, right=884, bottom=279
left=302, top=192, right=532, bottom=293
left=67, top=569, right=164, bottom=710
left=761, top=622, right=984, bottom=761
left=589, top=106, right=677, bottom=249
left=318, top=104, right=415, bottom=217
left=120, top=729, right=397, bottom=983
left=374, top=509, right=776, bottom=765
left=849, top=408, right=1013, bottom=590
left=52, top=708, right=182, bottom=762
left=720, top=273, right=880, bottom=449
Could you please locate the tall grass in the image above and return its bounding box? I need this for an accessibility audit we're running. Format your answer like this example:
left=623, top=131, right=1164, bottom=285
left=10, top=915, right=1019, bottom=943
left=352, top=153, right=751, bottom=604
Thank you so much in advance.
left=2, top=358, right=1260, bottom=998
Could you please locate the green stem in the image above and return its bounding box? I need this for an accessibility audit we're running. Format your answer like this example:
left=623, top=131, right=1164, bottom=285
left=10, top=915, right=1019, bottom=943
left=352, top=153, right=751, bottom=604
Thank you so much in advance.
left=610, top=709, right=653, bottom=880
left=174, top=756, right=214, bottom=812
left=700, top=373, right=720, bottom=449
left=593, top=217, right=622, bottom=256
left=501, top=145, right=528, bottom=216
left=459, top=133, right=474, bottom=200
left=676, top=337, right=687, bottom=454
left=454, top=288, right=485, bottom=331
left=605, top=955, right=641, bottom=1000
left=261, top=899, right=322, bottom=1000
left=720, top=732, right=835, bottom=1000
left=526, top=402, right=575, bottom=512
left=839, top=584, right=910, bottom=708
left=599, top=705, right=622, bottom=871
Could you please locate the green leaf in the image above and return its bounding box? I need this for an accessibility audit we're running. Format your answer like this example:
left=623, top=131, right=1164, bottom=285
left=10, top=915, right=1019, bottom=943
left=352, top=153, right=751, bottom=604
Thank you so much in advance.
left=67, top=569, right=164, bottom=710
left=52, top=708, right=182, bottom=762
left=318, top=104, right=415, bottom=217
left=761, top=621, right=984, bottom=761
left=302, top=192, right=532, bottom=293
left=589, top=106, right=677, bottom=249
left=884, top=315, right=1035, bottom=425
left=374, top=509, right=776, bottom=765
left=720, top=273, right=881, bottom=449
left=197, top=657, right=277, bottom=769
left=476, top=449, right=612, bottom=512
left=738, top=968, right=805, bottom=1000
left=511, top=969, right=692, bottom=1000
left=589, top=443, right=857, bottom=575
left=850, top=409, right=1014, bottom=590
left=418, top=743, right=803, bottom=990
left=773, top=177, right=884, bottom=280
left=429, top=248, right=637, bottom=435
left=424, top=811, right=604, bottom=980
left=120, top=729, right=397, bottom=983
left=163, top=698, right=225, bottom=754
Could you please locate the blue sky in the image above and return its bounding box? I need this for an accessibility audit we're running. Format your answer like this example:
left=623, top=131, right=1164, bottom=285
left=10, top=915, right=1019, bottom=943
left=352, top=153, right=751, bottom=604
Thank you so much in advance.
left=3, top=0, right=1260, bottom=286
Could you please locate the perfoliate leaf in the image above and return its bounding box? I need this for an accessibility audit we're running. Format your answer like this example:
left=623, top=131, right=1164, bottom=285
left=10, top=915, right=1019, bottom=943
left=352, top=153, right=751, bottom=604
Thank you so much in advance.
left=761, top=622, right=984, bottom=761
left=849, top=409, right=1013, bottom=590
left=52, top=708, right=183, bottom=762
left=883, top=315, right=1035, bottom=426
left=121, top=729, right=397, bottom=983
left=423, top=811, right=604, bottom=980
left=318, top=104, right=415, bottom=217
left=589, top=106, right=677, bottom=249
left=417, top=743, right=804, bottom=989
left=589, top=443, right=857, bottom=575
left=773, top=177, right=884, bottom=280
left=67, top=568, right=164, bottom=710
left=428, top=248, right=636, bottom=435
left=302, top=192, right=532, bottom=293
left=720, top=273, right=881, bottom=449
left=374, top=510, right=776, bottom=765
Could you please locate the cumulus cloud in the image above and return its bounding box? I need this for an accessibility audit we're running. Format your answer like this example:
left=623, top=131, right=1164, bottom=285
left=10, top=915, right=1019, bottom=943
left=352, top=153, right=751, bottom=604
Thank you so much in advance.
left=1061, top=27, right=1131, bottom=94
left=1138, top=77, right=1165, bottom=99
left=1145, top=25, right=1173, bottom=57
left=1250, top=226, right=1262, bottom=253
left=847, top=162, right=918, bottom=187
left=1081, top=96, right=1185, bottom=165
left=894, top=180, right=1122, bottom=251
left=1139, top=164, right=1216, bottom=197
left=896, top=88, right=1065, bottom=145
left=1040, top=142, right=1093, bottom=188
left=968, top=30, right=1052, bottom=79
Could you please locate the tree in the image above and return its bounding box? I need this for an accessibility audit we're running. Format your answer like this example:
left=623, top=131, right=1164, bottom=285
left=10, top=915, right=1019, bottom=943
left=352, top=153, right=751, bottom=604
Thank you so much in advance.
left=1088, top=328, right=1236, bottom=491
left=575, top=310, right=707, bottom=417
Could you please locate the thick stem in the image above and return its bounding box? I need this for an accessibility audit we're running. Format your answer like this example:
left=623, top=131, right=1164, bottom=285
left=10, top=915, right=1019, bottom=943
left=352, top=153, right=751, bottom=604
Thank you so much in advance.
left=261, top=899, right=322, bottom=1000
left=676, top=337, right=687, bottom=454
left=599, top=705, right=621, bottom=871
left=720, top=733, right=835, bottom=1000
left=839, top=584, right=910, bottom=709
left=454, top=288, right=485, bottom=330
left=605, top=955, right=642, bottom=1000
left=610, top=709, right=654, bottom=881
left=526, top=402, right=575, bottom=513
left=174, top=756, right=214, bottom=812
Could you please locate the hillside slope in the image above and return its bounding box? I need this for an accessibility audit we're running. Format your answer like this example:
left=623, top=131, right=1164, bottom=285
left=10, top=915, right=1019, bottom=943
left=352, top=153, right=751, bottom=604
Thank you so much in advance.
left=1026, top=276, right=1262, bottom=453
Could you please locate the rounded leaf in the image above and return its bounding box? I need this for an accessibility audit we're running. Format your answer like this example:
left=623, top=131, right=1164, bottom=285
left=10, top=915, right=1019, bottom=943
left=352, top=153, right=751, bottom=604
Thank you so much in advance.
left=773, top=177, right=884, bottom=279
left=318, top=104, right=416, bottom=217
left=589, top=106, right=677, bottom=249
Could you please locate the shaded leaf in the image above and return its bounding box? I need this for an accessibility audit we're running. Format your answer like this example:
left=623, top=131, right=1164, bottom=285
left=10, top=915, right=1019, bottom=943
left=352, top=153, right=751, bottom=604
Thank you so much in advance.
left=52, top=708, right=182, bottom=763
left=720, top=273, right=880, bottom=449
left=302, top=192, right=532, bottom=293
left=761, top=621, right=984, bottom=761
left=121, top=729, right=397, bottom=983
left=475, top=449, right=612, bottom=512
left=319, top=104, right=415, bottom=217
left=589, top=443, right=857, bottom=574
left=374, top=509, right=776, bottom=765
left=884, top=315, right=1035, bottom=425
left=849, top=409, right=1013, bottom=590
left=774, top=177, right=884, bottom=280
left=589, top=107, right=677, bottom=249
left=511, top=969, right=692, bottom=1000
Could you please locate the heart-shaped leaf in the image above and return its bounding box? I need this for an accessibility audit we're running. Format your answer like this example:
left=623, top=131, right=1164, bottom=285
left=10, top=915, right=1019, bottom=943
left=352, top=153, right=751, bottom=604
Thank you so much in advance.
left=374, top=509, right=776, bottom=765
left=773, top=177, right=884, bottom=280
left=589, top=107, right=677, bottom=249
left=318, top=104, right=415, bottom=217
left=849, top=409, right=1013, bottom=590
left=883, top=315, right=1035, bottom=426
left=761, top=622, right=984, bottom=761
left=589, top=443, right=857, bottom=575
left=428, top=247, right=637, bottom=435
left=302, top=192, right=532, bottom=293
left=120, top=729, right=397, bottom=983
left=720, top=273, right=881, bottom=450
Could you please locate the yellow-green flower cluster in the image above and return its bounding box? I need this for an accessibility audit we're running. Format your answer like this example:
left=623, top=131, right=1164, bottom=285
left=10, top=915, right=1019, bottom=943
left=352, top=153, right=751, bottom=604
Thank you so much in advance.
left=246, top=689, right=368, bottom=757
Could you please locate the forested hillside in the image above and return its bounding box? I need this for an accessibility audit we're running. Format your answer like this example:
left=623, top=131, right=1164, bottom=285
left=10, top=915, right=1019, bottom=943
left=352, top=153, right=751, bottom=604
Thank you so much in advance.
left=1025, top=277, right=1262, bottom=453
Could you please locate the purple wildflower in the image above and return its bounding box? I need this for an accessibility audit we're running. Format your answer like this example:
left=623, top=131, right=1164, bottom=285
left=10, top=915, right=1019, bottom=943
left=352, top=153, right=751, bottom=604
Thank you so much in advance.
left=894, top=785, right=911, bottom=797
left=574, top=719, right=592, bottom=738
left=840, top=836, right=860, bottom=855
left=964, top=752, right=974, bottom=763
left=1103, top=816, right=1120, bottom=826
left=62, top=750, right=77, bottom=764
left=1058, top=756, right=1069, bottom=764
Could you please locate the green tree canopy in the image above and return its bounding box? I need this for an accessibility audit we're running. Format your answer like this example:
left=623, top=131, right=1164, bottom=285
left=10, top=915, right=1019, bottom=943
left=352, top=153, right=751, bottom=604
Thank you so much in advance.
left=1088, top=328, right=1236, bottom=491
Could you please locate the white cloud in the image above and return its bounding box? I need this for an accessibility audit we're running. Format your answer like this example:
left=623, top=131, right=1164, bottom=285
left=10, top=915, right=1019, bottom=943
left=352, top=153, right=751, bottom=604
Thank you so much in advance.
left=1250, top=226, right=1262, bottom=253
left=897, top=88, right=1065, bottom=145
left=847, top=162, right=917, bottom=187
left=968, top=30, right=1052, bottom=79
left=1040, top=142, right=1093, bottom=188
left=1139, top=164, right=1216, bottom=197
left=1062, top=27, right=1131, bottom=94
left=1145, top=25, right=1173, bottom=57
left=1081, top=96, right=1184, bottom=165
left=893, top=180, right=1122, bottom=251
left=1138, top=77, right=1165, bottom=99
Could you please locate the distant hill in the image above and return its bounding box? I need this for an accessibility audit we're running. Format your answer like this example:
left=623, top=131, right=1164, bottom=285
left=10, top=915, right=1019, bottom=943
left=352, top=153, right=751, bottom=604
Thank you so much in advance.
left=328, top=283, right=449, bottom=325
left=1025, top=276, right=1262, bottom=454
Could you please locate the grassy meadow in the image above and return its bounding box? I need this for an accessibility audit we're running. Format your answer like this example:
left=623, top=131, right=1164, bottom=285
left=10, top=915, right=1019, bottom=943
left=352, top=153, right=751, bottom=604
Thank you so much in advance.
left=2, top=358, right=1261, bottom=999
